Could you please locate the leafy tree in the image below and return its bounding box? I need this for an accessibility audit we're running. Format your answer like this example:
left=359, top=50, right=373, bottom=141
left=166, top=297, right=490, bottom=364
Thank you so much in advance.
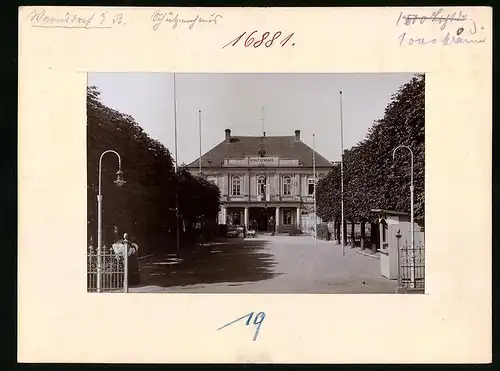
left=317, top=74, right=425, bottom=232
left=87, top=87, right=221, bottom=253
left=316, top=164, right=341, bottom=222
left=176, top=166, right=221, bottom=226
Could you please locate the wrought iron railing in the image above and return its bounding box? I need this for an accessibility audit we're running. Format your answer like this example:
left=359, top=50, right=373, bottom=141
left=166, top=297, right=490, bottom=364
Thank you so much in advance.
left=87, top=245, right=125, bottom=292
left=397, top=239, right=425, bottom=291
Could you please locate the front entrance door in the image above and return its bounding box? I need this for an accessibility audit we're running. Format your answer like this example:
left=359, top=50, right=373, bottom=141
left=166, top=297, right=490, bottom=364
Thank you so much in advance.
left=257, top=211, right=268, bottom=231
left=249, top=207, right=276, bottom=232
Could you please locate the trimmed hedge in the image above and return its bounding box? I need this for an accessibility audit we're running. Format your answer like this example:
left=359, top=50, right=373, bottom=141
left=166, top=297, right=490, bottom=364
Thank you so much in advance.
left=278, top=224, right=303, bottom=236
left=316, top=223, right=331, bottom=240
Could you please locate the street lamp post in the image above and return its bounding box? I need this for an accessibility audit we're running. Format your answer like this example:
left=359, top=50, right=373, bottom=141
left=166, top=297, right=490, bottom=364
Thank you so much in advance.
left=312, top=134, right=317, bottom=244
left=198, top=109, right=202, bottom=175
left=392, top=145, right=415, bottom=288
left=173, top=73, right=180, bottom=257
left=339, top=91, right=345, bottom=256
left=97, top=150, right=126, bottom=293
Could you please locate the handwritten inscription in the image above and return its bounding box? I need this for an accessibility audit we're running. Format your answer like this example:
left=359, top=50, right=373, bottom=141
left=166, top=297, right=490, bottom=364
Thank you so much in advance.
left=223, top=31, right=295, bottom=49
left=397, top=9, right=474, bottom=31
left=27, top=8, right=126, bottom=29
left=396, top=8, right=486, bottom=47
left=217, top=312, right=266, bottom=341
left=151, top=10, right=222, bottom=31
left=398, top=31, right=486, bottom=47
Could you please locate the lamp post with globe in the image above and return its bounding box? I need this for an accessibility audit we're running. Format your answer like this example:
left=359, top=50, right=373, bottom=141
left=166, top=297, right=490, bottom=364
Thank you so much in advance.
left=392, top=144, right=415, bottom=288
left=97, top=150, right=126, bottom=293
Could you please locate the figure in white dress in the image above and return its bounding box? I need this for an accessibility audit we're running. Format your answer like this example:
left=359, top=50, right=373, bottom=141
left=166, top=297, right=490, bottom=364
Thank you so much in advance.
left=112, top=233, right=140, bottom=285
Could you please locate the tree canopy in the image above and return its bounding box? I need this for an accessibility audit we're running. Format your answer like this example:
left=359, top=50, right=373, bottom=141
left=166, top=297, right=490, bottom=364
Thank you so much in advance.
left=177, top=166, right=221, bottom=223
left=316, top=74, right=425, bottom=225
left=87, top=86, right=221, bottom=250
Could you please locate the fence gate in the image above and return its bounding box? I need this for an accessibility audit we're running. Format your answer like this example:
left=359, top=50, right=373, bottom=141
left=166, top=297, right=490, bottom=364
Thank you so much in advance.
left=397, top=237, right=425, bottom=292
left=87, top=245, right=125, bottom=292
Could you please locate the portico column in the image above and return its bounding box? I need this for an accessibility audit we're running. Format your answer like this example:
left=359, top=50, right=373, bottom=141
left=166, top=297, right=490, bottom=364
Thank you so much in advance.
left=275, top=207, right=280, bottom=233
left=296, top=207, right=300, bottom=226
left=244, top=207, right=249, bottom=227
left=220, top=206, right=227, bottom=225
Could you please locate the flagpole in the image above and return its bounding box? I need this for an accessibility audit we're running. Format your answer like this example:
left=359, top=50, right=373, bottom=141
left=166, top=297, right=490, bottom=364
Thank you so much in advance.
left=173, top=73, right=180, bottom=257
left=261, top=106, right=265, bottom=136
left=340, top=91, right=345, bottom=256
left=313, top=133, right=317, bottom=244
left=198, top=109, right=202, bottom=174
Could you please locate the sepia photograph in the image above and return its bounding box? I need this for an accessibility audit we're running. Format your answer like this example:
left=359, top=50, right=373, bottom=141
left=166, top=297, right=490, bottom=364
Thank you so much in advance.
left=86, top=72, right=425, bottom=294
left=18, top=6, right=491, bottom=364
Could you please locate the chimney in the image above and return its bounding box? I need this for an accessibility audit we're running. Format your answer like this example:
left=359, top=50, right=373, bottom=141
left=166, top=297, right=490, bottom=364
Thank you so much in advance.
left=225, top=129, right=231, bottom=142
left=294, top=130, right=301, bottom=141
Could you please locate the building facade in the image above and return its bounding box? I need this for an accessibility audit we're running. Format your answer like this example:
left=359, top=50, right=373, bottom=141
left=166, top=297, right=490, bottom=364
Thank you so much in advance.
left=187, top=129, right=334, bottom=233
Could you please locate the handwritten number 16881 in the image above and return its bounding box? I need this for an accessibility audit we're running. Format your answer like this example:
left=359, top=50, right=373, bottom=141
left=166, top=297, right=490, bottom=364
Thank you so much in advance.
left=222, top=31, right=295, bottom=49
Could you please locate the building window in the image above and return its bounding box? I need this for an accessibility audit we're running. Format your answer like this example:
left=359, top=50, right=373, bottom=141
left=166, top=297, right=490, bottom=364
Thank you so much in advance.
left=283, top=176, right=292, bottom=195
left=257, top=175, right=266, bottom=196
left=232, top=176, right=241, bottom=196
left=308, top=178, right=314, bottom=195
left=283, top=210, right=292, bottom=225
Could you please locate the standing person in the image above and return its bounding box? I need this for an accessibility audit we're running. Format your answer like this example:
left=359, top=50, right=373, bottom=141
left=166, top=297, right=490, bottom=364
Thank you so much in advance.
left=123, top=233, right=140, bottom=285
left=269, top=216, right=276, bottom=236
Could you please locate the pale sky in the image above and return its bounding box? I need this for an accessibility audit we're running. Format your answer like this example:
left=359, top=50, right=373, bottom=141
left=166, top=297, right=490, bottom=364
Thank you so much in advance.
left=87, top=73, right=416, bottom=165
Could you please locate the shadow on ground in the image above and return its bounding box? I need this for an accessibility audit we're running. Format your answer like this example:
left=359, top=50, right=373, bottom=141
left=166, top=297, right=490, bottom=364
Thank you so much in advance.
left=133, top=238, right=278, bottom=288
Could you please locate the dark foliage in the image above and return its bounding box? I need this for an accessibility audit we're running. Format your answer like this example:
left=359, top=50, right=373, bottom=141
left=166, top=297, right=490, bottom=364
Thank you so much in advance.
left=177, top=167, right=221, bottom=223
left=317, top=74, right=425, bottom=226
left=287, top=225, right=303, bottom=236
left=316, top=223, right=331, bottom=241
left=87, top=87, right=220, bottom=252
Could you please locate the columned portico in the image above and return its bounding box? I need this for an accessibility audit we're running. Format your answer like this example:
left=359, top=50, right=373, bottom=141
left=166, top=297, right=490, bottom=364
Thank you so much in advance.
left=188, top=128, right=335, bottom=234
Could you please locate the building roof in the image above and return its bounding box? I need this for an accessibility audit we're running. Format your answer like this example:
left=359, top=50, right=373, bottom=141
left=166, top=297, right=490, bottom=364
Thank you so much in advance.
left=187, top=131, right=333, bottom=169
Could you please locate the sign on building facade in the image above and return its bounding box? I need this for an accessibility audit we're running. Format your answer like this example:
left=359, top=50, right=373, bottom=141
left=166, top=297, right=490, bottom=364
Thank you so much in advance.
left=248, top=157, right=279, bottom=166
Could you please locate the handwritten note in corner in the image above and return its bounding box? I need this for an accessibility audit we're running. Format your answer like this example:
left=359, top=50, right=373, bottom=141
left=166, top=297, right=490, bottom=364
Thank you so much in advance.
left=150, top=10, right=223, bottom=31
left=26, top=8, right=127, bottom=29
left=217, top=312, right=266, bottom=341
left=395, top=8, right=487, bottom=47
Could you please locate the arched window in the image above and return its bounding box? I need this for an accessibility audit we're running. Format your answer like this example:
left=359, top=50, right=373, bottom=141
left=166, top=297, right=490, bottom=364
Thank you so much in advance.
left=232, top=176, right=241, bottom=196
left=257, top=175, right=266, bottom=196
left=283, top=175, right=292, bottom=195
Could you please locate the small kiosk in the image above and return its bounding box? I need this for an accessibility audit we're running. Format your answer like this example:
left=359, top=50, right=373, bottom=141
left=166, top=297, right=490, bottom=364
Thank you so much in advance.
left=371, top=209, right=414, bottom=280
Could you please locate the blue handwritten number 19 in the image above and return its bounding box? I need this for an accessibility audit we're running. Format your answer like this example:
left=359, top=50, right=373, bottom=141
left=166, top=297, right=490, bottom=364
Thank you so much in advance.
left=217, top=312, right=266, bottom=341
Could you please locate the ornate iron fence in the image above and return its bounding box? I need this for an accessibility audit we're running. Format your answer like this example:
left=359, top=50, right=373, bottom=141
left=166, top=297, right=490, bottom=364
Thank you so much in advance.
left=87, top=245, right=125, bottom=292
left=397, top=238, right=425, bottom=291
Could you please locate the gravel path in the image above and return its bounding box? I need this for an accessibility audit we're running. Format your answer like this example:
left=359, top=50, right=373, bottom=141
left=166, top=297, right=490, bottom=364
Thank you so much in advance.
left=130, top=235, right=397, bottom=294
